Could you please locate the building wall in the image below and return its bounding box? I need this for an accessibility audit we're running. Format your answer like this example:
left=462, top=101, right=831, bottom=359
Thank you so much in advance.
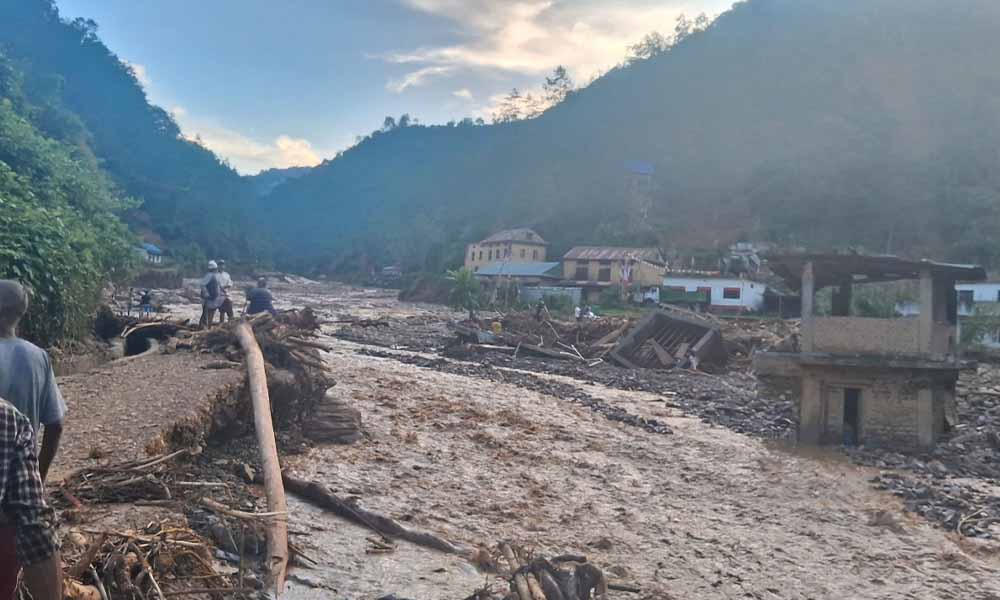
left=955, top=282, right=1000, bottom=303
left=798, top=366, right=952, bottom=450
left=465, top=242, right=546, bottom=271
left=811, top=316, right=954, bottom=355
left=563, top=259, right=664, bottom=286
left=662, top=277, right=766, bottom=311
left=520, top=286, right=582, bottom=306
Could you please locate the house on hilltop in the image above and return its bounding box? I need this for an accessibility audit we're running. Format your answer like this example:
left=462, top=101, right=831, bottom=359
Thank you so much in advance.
left=563, top=246, right=665, bottom=303
left=465, top=228, right=548, bottom=272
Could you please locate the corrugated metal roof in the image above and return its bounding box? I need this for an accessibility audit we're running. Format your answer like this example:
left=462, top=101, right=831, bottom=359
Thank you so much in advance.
left=475, top=262, right=561, bottom=278
left=478, top=228, right=548, bottom=245
left=563, top=246, right=665, bottom=265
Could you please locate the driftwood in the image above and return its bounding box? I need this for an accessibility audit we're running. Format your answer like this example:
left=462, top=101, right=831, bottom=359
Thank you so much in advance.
left=235, top=322, right=289, bottom=593
left=281, top=471, right=467, bottom=556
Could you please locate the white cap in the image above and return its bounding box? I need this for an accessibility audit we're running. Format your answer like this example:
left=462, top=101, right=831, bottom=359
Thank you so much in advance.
left=208, top=260, right=218, bottom=269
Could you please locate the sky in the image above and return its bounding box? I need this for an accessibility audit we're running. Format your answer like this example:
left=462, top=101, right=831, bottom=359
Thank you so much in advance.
left=55, top=0, right=733, bottom=174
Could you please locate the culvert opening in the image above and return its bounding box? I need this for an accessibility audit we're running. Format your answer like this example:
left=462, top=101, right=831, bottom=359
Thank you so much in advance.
left=125, top=333, right=155, bottom=356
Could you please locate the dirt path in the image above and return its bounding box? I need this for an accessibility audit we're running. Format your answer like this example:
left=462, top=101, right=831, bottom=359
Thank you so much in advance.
left=263, top=285, right=1000, bottom=600
left=54, top=352, right=244, bottom=482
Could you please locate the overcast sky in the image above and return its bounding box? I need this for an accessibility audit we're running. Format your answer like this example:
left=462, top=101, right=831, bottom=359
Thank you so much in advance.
left=55, top=0, right=733, bottom=174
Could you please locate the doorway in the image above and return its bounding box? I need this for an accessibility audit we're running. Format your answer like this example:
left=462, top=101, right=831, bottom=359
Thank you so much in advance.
left=843, top=388, right=861, bottom=446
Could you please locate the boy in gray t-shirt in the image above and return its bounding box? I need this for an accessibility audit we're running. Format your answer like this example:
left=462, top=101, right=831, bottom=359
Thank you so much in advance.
left=0, top=281, right=66, bottom=481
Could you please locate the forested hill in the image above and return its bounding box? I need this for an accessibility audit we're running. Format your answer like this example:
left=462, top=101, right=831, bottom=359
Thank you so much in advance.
left=264, top=0, right=1000, bottom=274
left=0, top=0, right=258, bottom=265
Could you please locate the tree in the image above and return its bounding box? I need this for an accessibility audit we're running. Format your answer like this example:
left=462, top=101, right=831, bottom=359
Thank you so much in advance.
left=447, top=268, right=481, bottom=320
left=382, top=116, right=396, bottom=131
left=398, top=113, right=411, bottom=128
left=493, top=88, right=524, bottom=124
left=543, top=65, right=574, bottom=106
left=628, top=31, right=670, bottom=62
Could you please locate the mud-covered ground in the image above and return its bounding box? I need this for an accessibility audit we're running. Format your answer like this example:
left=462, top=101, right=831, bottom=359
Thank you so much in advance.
left=241, top=283, right=1000, bottom=600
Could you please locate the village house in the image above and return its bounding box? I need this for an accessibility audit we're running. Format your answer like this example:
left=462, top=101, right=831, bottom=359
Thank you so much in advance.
left=662, top=273, right=767, bottom=312
left=465, top=228, right=548, bottom=272
left=135, top=242, right=164, bottom=264
left=562, top=246, right=665, bottom=303
left=897, top=281, right=1000, bottom=347
left=756, top=254, right=986, bottom=451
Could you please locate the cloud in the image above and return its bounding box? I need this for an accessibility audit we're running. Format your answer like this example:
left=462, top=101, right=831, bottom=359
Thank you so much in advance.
left=387, top=65, right=455, bottom=93
left=390, top=0, right=730, bottom=81
left=452, top=88, right=474, bottom=100
left=126, top=61, right=152, bottom=87
left=170, top=110, right=326, bottom=174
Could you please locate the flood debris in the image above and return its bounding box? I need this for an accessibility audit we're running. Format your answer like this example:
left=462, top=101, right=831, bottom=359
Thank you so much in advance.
left=609, top=310, right=726, bottom=370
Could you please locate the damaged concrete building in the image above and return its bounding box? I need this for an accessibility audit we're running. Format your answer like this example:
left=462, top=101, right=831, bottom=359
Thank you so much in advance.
left=757, top=254, right=986, bottom=450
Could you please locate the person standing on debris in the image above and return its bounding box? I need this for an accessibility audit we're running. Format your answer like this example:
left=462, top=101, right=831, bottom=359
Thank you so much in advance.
left=0, top=281, right=67, bottom=483
left=575, top=305, right=582, bottom=322
left=199, top=261, right=224, bottom=328
left=140, top=289, right=153, bottom=318
left=216, top=259, right=234, bottom=324
left=534, top=299, right=546, bottom=321
left=246, top=278, right=277, bottom=317
left=0, top=398, right=63, bottom=600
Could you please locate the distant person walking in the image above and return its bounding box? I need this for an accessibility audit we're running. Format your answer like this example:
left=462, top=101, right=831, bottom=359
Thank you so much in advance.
left=0, top=280, right=67, bottom=482
left=216, top=260, right=234, bottom=324
left=199, top=261, right=224, bottom=328
left=246, top=278, right=277, bottom=317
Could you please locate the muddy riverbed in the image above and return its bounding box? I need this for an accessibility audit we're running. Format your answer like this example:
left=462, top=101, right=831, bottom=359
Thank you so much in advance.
left=134, top=281, right=1000, bottom=598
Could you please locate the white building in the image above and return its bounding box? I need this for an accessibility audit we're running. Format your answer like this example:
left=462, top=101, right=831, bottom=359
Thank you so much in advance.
left=897, top=281, right=1000, bottom=347
left=662, top=275, right=767, bottom=312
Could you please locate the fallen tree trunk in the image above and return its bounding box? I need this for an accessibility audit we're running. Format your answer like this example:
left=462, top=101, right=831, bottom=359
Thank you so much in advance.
left=281, top=471, right=467, bottom=556
left=235, top=322, right=289, bottom=594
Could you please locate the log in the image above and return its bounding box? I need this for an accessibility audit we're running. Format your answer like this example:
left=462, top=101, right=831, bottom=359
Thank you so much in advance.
left=593, top=322, right=629, bottom=347
left=235, top=322, right=289, bottom=594
left=501, top=544, right=533, bottom=600
left=281, top=471, right=466, bottom=556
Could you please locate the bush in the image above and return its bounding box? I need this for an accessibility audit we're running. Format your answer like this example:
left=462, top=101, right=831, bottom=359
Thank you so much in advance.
left=599, top=287, right=625, bottom=309
left=542, top=293, right=575, bottom=315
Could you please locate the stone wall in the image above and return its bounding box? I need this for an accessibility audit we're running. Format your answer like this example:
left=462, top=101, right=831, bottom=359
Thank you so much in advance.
left=812, top=317, right=921, bottom=354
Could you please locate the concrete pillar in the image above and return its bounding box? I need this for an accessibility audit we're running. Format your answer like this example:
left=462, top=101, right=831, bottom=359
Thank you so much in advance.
left=801, top=261, right=815, bottom=352
left=916, top=387, right=935, bottom=449
left=799, top=374, right=823, bottom=444
left=919, top=269, right=934, bottom=354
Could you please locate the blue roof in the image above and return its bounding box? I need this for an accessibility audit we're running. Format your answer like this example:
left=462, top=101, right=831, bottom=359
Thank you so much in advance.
left=476, top=262, right=561, bottom=278
left=142, top=243, right=163, bottom=255
left=625, top=160, right=655, bottom=176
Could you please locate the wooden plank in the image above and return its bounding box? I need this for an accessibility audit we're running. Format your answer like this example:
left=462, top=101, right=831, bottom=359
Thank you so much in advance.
left=650, top=339, right=674, bottom=367
left=673, top=342, right=690, bottom=359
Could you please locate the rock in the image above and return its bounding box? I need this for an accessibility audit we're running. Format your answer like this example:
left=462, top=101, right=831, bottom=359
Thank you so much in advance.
left=303, top=385, right=363, bottom=444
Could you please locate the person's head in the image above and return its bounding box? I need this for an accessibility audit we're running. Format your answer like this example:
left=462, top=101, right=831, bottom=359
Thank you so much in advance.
left=257, top=277, right=267, bottom=288
left=207, top=260, right=218, bottom=272
left=0, top=280, right=29, bottom=333
left=218, top=259, right=226, bottom=270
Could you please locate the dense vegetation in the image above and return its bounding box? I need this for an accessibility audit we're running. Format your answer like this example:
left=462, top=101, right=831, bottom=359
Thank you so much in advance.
left=0, top=52, right=135, bottom=345
left=263, top=0, right=1000, bottom=274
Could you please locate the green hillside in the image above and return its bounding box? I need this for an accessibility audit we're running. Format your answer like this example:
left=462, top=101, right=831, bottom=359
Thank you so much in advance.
left=264, top=0, right=1000, bottom=274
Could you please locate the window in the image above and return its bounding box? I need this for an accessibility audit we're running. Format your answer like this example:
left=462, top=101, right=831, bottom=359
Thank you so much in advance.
left=532, top=249, right=538, bottom=260
left=598, top=261, right=612, bottom=282
left=520, top=248, right=526, bottom=259
left=959, top=290, right=974, bottom=306
left=723, top=287, right=741, bottom=300
left=478, top=251, right=483, bottom=261
left=574, top=261, right=590, bottom=281
left=488, top=249, right=493, bottom=261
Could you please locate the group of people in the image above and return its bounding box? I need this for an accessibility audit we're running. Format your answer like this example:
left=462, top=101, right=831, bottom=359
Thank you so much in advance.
left=0, top=280, right=68, bottom=600
left=575, top=305, right=596, bottom=322
left=199, top=260, right=276, bottom=328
